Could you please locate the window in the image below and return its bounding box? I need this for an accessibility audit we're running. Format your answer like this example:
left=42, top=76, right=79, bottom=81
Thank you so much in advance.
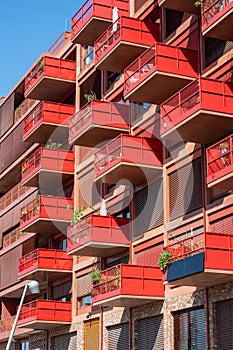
left=82, top=46, right=94, bottom=69
left=173, top=307, right=206, bottom=350
left=54, top=236, right=67, bottom=251
left=19, top=341, right=29, bottom=350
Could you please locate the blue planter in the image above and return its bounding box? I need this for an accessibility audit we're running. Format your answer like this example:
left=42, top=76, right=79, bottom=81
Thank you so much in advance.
left=167, top=252, right=204, bottom=282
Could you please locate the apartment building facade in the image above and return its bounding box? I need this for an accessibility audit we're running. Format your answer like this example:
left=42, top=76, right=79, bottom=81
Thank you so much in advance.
left=0, top=0, right=232, bottom=349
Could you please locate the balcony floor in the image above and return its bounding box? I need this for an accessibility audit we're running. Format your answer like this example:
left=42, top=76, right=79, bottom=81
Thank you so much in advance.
left=17, top=319, right=71, bottom=329
left=18, top=269, right=72, bottom=283
left=202, top=9, right=233, bottom=40
left=93, top=294, right=163, bottom=308
left=20, top=218, right=70, bottom=235
left=23, top=123, right=68, bottom=144
left=207, top=170, right=233, bottom=190
left=22, top=170, right=73, bottom=189
left=72, top=18, right=112, bottom=45
left=68, top=241, right=129, bottom=257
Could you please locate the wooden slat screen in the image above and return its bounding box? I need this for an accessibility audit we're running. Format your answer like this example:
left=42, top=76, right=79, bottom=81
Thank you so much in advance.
left=107, top=322, right=129, bottom=350
left=137, top=315, right=164, bottom=350
left=51, top=332, right=77, bottom=350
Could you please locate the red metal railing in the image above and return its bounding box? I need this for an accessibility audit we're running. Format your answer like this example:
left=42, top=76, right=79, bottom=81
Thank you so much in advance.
left=206, top=134, right=233, bottom=178
left=67, top=214, right=129, bottom=251
left=14, top=99, right=38, bottom=123
left=69, top=100, right=130, bottom=143
left=23, top=102, right=43, bottom=134
left=94, top=134, right=162, bottom=176
left=18, top=300, right=72, bottom=323
left=202, top=0, right=233, bottom=24
left=124, top=43, right=198, bottom=94
left=71, top=0, right=128, bottom=39
left=22, top=148, right=41, bottom=179
left=93, top=265, right=121, bottom=296
left=48, top=31, right=71, bottom=54
left=95, top=16, right=159, bottom=63
left=18, top=248, right=72, bottom=276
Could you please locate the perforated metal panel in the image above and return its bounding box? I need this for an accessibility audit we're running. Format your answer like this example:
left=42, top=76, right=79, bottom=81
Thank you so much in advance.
left=51, top=332, right=77, bottom=350
left=137, top=315, right=164, bottom=350
left=135, top=243, right=163, bottom=267
left=107, top=322, right=129, bottom=350
left=216, top=298, right=233, bottom=349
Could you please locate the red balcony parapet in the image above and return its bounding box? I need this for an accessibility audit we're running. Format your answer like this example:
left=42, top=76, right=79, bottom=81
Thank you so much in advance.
left=20, top=196, right=73, bottom=234
left=23, top=101, right=75, bottom=143
left=17, top=300, right=72, bottom=328
left=21, top=147, right=74, bottom=187
left=206, top=134, right=233, bottom=189
left=94, top=134, right=162, bottom=185
left=201, top=0, right=233, bottom=40
left=67, top=214, right=130, bottom=257
left=71, top=0, right=129, bottom=45
left=92, top=264, right=164, bottom=307
left=24, top=56, right=76, bottom=101
left=69, top=100, right=130, bottom=147
left=160, top=78, right=233, bottom=144
left=124, top=43, right=198, bottom=104
left=94, top=16, right=160, bottom=72
left=18, top=248, right=72, bottom=279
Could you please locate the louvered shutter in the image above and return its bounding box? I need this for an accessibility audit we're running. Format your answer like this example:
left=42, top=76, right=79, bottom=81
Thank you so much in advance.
left=169, top=158, right=202, bottom=221
left=77, top=274, right=92, bottom=298
left=107, top=322, right=129, bottom=350
left=210, top=215, right=233, bottom=235
left=174, top=307, right=206, bottom=350
left=135, top=179, right=163, bottom=237
left=216, top=298, right=233, bottom=350
left=106, top=256, right=129, bottom=269
left=137, top=315, right=164, bottom=350
left=135, top=243, right=163, bottom=267
left=51, top=332, right=77, bottom=350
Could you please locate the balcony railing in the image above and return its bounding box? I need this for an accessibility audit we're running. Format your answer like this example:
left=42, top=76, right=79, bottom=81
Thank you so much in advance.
left=20, top=196, right=73, bottom=233
left=94, top=17, right=160, bottom=72
left=2, top=228, right=27, bottom=248
left=21, top=147, right=74, bottom=186
left=124, top=43, right=198, bottom=104
left=92, top=264, right=164, bottom=306
left=48, top=31, right=71, bottom=54
left=67, top=214, right=129, bottom=256
left=206, top=134, right=233, bottom=188
left=201, top=0, right=233, bottom=39
left=71, top=0, right=129, bottom=45
left=69, top=100, right=130, bottom=146
left=18, top=300, right=72, bottom=327
left=160, top=78, right=233, bottom=143
left=14, top=99, right=38, bottom=123
left=94, top=134, right=162, bottom=184
left=18, top=248, right=72, bottom=278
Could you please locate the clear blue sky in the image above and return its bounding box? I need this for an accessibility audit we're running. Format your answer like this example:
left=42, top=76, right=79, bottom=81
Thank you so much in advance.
left=0, top=0, right=84, bottom=98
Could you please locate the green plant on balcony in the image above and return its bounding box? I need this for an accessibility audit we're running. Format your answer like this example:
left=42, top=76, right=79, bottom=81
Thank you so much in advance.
left=45, top=139, right=62, bottom=149
left=194, top=0, right=223, bottom=10
left=89, top=268, right=101, bottom=283
left=84, top=90, right=96, bottom=103
left=67, top=204, right=87, bottom=224
left=158, top=250, right=172, bottom=272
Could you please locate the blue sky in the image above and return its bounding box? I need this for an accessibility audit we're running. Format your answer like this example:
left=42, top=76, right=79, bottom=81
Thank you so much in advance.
left=0, top=1, right=84, bottom=98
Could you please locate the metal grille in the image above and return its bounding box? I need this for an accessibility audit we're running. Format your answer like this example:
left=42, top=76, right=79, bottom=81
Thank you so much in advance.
left=51, top=332, right=77, bottom=350
left=52, top=279, right=72, bottom=299
left=215, top=298, right=233, bottom=349
left=169, top=158, right=202, bottom=221
left=29, top=332, right=46, bottom=350
left=204, top=38, right=233, bottom=68
left=135, top=243, right=163, bottom=267
left=210, top=215, right=233, bottom=235
left=173, top=307, right=206, bottom=350
left=137, top=315, right=164, bottom=350
left=134, top=0, right=146, bottom=13
left=107, top=322, right=129, bottom=350
left=135, top=179, right=163, bottom=237
left=77, top=274, right=92, bottom=298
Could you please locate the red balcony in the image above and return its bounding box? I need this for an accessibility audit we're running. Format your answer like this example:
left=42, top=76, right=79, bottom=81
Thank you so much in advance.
left=71, top=0, right=129, bottom=45
left=206, top=134, right=233, bottom=189
left=94, top=17, right=160, bottom=73
left=124, top=43, right=198, bottom=104
left=23, top=101, right=75, bottom=143
left=165, top=231, right=233, bottom=287
left=24, top=56, right=76, bottom=101
left=17, top=300, right=72, bottom=329
left=69, top=100, right=130, bottom=147
left=160, top=78, right=233, bottom=144
left=201, top=0, right=233, bottom=40
left=67, top=214, right=129, bottom=257
left=18, top=249, right=72, bottom=281
left=158, top=0, right=199, bottom=14
left=92, top=264, right=164, bottom=307
left=19, top=196, right=73, bottom=234
left=94, top=135, right=162, bottom=185
left=21, top=148, right=74, bottom=187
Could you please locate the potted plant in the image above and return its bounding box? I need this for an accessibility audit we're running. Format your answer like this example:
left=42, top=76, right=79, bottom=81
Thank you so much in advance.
left=158, top=250, right=171, bottom=273
left=89, top=268, right=101, bottom=284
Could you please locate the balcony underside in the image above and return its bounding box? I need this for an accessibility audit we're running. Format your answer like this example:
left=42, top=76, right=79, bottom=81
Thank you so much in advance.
left=125, top=72, right=194, bottom=104
left=25, top=78, right=75, bottom=102
left=70, top=124, right=129, bottom=147
left=22, top=170, right=74, bottom=189
left=95, top=162, right=162, bottom=185
left=202, top=9, right=233, bottom=40
left=0, top=327, right=33, bottom=341
left=96, top=42, right=149, bottom=73
left=18, top=269, right=72, bottom=283
left=23, top=123, right=68, bottom=144
left=207, top=169, right=233, bottom=190
left=161, top=110, right=233, bottom=144
left=159, top=0, right=199, bottom=13
left=17, top=319, right=71, bottom=329
left=167, top=269, right=233, bottom=287
left=68, top=241, right=129, bottom=257
left=93, top=294, right=163, bottom=307
left=72, top=18, right=112, bottom=45
left=20, top=219, right=70, bottom=234
left=0, top=281, right=48, bottom=299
